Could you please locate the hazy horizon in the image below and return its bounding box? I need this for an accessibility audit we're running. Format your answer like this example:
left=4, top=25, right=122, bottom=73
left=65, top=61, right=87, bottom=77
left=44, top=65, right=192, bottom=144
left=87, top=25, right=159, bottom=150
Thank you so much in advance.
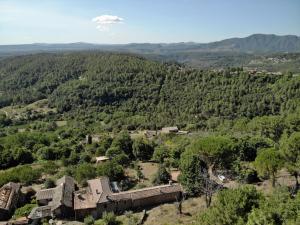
left=0, top=33, right=300, bottom=46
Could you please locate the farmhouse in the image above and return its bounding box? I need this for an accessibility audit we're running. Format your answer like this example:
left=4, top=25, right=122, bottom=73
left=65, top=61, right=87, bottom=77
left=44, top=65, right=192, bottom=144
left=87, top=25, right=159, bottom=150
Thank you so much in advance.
left=0, top=183, right=22, bottom=221
left=29, top=176, right=75, bottom=221
left=29, top=175, right=183, bottom=221
left=74, top=177, right=183, bottom=219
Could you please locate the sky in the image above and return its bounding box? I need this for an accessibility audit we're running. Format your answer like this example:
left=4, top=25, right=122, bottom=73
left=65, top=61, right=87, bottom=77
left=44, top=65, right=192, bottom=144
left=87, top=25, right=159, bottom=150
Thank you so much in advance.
left=0, top=0, right=300, bottom=44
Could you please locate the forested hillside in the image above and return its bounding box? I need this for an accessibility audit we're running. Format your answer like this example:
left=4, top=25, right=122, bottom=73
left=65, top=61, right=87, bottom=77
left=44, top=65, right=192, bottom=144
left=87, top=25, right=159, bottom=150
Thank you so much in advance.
left=0, top=52, right=300, bottom=225
left=0, top=52, right=299, bottom=127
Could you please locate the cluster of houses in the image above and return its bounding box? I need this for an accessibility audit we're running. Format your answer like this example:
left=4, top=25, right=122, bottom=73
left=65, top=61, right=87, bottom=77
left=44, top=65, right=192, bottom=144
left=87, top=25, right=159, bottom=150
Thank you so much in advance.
left=0, top=176, right=183, bottom=223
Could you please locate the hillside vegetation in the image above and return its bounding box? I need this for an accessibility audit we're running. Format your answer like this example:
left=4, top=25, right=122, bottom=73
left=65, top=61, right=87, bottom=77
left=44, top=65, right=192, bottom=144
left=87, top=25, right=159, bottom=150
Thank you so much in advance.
left=0, top=52, right=300, bottom=225
left=0, top=52, right=299, bottom=128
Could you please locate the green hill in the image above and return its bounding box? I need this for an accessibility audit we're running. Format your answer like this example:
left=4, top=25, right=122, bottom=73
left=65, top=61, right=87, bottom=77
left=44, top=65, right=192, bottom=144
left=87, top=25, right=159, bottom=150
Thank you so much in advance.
left=0, top=52, right=299, bottom=126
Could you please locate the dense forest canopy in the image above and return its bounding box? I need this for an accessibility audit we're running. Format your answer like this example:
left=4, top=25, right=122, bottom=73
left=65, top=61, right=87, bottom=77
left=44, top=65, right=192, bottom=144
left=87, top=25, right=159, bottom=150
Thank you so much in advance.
left=0, top=52, right=299, bottom=128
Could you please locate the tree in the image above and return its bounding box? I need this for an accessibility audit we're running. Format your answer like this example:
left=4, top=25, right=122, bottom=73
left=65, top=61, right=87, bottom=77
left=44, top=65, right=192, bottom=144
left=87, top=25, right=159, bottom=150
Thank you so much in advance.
left=152, top=145, right=169, bottom=163
left=0, top=113, right=11, bottom=127
left=75, top=163, right=97, bottom=185
left=132, top=138, right=154, bottom=161
left=105, top=146, right=123, bottom=158
left=96, top=136, right=113, bottom=155
left=152, top=164, right=171, bottom=185
left=97, top=161, right=124, bottom=181
left=254, top=148, right=283, bottom=187
left=281, top=132, right=300, bottom=189
left=187, top=136, right=234, bottom=176
left=111, top=131, right=133, bottom=157
left=197, top=186, right=262, bottom=225
left=179, top=150, right=208, bottom=195
left=248, top=116, right=285, bottom=142
left=247, top=187, right=300, bottom=225
left=12, top=147, right=34, bottom=165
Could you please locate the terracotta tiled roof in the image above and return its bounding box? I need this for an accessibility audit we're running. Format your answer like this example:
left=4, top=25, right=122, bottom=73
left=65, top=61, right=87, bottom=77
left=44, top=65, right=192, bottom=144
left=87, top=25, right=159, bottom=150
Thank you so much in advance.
left=74, top=177, right=113, bottom=210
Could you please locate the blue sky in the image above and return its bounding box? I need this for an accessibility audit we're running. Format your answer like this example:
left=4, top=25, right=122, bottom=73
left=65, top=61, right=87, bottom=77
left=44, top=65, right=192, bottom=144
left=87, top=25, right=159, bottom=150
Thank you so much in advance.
left=0, top=0, right=300, bottom=44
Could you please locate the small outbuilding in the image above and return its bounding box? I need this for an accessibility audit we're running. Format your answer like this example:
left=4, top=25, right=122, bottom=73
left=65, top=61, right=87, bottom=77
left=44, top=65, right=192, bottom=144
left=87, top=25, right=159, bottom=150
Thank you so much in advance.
left=161, top=126, right=179, bottom=134
left=95, top=156, right=110, bottom=164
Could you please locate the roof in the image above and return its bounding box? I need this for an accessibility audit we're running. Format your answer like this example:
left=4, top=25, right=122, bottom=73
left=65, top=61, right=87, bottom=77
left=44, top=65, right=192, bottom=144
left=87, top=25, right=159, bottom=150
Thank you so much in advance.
left=28, top=206, right=52, bottom=220
left=56, top=176, right=75, bottom=187
left=108, top=184, right=182, bottom=201
left=95, top=156, right=110, bottom=162
left=0, top=182, right=21, bottom=210
left=74, top=177, right=183, bottom=210
left=34, top=176, right=75, bottom=212
left=50, top=176, right=75, bottom=210
left=36, top=188, right=55, bottom=201
left=74, top=177, right=113, bottom=210
left=161, top=127, right=179, bottom=132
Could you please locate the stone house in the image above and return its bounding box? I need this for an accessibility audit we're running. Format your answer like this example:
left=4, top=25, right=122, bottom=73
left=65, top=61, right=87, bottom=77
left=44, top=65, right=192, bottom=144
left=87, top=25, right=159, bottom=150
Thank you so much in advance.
left=74, top=177, right=183, bottom=220
left=0, top=183, right=22, bottom=221
left=29, top=176, right=75, bottom=222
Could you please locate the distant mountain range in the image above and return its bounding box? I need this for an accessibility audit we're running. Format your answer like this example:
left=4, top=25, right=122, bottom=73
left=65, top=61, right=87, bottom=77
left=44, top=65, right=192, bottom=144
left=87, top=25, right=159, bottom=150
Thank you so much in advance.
left=1, top=34, right=300, bottom=57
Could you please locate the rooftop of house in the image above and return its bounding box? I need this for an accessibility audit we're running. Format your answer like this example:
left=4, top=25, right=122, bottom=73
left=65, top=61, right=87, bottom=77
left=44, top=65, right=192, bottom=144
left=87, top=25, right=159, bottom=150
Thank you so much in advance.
left=30, top=176, right=75, bottom=220
left=28, top=206, right=52, bottom=220
left=0, top=182, right=21, bottom=210
left=161, top=126, right=179, bottom=132
left=36, top=188, right=55, bottom=201
left=108, top=183, right=182, bottom=201
left=74, top=177, right=183, bottom=210
left=74, top=177, right=113, bottom=210
left=95, top=156, right=110, bottom=162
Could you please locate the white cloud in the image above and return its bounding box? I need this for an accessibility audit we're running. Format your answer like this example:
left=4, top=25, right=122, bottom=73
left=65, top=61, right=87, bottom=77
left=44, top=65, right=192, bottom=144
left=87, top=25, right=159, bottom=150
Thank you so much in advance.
left=92, top=15, right=124, bottom=31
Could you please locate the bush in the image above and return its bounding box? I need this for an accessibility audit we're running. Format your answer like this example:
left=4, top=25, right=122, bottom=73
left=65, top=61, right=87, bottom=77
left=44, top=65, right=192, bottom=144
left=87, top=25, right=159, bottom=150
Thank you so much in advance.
left=75, top=163, right=97, bottom=185
left=44, top=178, right=56, bottom=189
left=84, top=215, right=95, bottom=225
left=102, top=211, right=119, bottom=225
left=97, top=161, right=124, bottom=181
left=13, top=203, right=37, bottom=219
left=132, top=138, right=154, bottom=161
left=0, top=165, right=42, bottom=186
left=152, top=164, right=171, bottom=185
left=197, top=186, right=262, bottom=225
left=152, top=146, right=169, bottom=163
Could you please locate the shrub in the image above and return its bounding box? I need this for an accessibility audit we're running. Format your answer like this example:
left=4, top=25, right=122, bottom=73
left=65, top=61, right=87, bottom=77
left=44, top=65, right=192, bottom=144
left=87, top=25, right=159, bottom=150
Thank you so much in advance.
left=44, top=178, right=56, bottom=189
left=97, top=161, right=124, bottom=181
left=13, top=203, right=37, bottom=219
left=75, top=163, right=97, bottom=185
left=84, top=215, right=95, bottom=225
left=152, top=164, right=171, bottom=185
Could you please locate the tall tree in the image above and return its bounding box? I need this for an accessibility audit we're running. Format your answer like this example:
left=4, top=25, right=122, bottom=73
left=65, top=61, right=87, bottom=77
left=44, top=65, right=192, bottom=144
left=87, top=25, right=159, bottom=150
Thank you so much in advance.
left=281, top=132, right=300, bottom=189
left=254, top=148, right=283, bottom=187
